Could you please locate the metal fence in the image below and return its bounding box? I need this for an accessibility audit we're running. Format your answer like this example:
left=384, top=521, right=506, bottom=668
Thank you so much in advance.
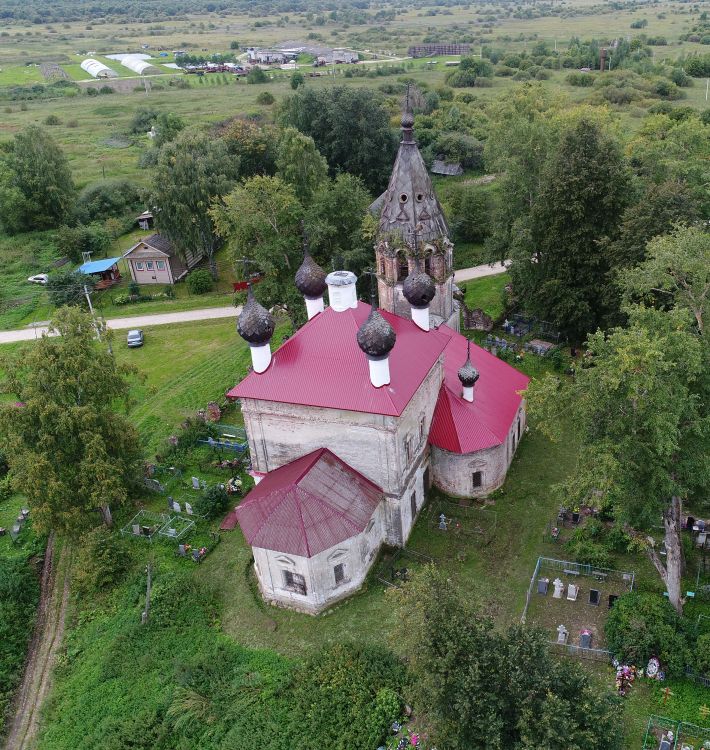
left=548, top=641, right=612, bottom=662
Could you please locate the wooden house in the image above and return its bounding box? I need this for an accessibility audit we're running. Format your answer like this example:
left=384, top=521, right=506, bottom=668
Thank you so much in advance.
left=123, top=233, right=202, bottom=285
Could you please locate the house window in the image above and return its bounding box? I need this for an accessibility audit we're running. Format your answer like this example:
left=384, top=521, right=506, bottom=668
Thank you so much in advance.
left=282, top=570, right=307, bottom=595
left=472, top=471, right=482, bottom=489
left=410, top=492, right=417, bottom=521
left=135, top=262, right=144, bottom=271
left=146, top=261, right=154, bottom=270
left=156, top=260, right=165, bottom=270
left=334, top=563, right=346, bottom=586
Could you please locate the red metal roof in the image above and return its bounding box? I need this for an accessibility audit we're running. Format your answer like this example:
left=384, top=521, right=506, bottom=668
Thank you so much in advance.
left=430, top=334, right=530, bottom=454
left=235, top=448, right=383, bottom=557
left=229, top=303, right=451, bottom=417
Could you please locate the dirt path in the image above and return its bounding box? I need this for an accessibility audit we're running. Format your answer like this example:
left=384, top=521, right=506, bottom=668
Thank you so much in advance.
left=4, top=535, right=71, bottom=750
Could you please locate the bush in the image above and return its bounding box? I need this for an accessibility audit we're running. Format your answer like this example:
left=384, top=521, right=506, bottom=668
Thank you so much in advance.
left=98, top=85, right=114, bottom=94
left=566, top=72, right=594, bottom=87
left=130, top=106, right=158, bottom=133
left=85, top=87, right=99, bottom=96
left=73, top=527, right=131, bottom=596
left=247, top=67, right=268, bottom=84
left=193, top=484, right=230, bottom=519
left=605, top=592, right=689, bottom=677
left=256, top=91, right=275, bottom=105
left=128, top=280, right=140, bottom=296
left=44, top=113, right=61, bottom=125
left=55, top=222, right=112, bottom=264
left=75, top=178, right=145, bottom=224
left=696, top=633, right=710, bottom=675
left=186, top=269, right=213, bottom=294
left=290, top=71, right=304, bottom=90
left=46, top=269, right=92, bottom=308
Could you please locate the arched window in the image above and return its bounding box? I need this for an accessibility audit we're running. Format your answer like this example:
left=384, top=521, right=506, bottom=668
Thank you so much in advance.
left=397, top=255, right=408, bottom=281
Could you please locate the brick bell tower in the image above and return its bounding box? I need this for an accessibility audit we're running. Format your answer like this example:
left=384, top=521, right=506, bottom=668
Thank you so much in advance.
left=374, top=93, right=457, bottom=331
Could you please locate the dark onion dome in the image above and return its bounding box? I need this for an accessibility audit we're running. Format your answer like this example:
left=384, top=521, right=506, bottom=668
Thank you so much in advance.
left=458, top=340, right=480, bottom=388
left=238, top=286, right=275, bottom=346
left=357, top=306, right=396, bottom=359
left=401, top=109, right=415, bottom=130
left=295, top=251, right=327, bottom=299
left=403, top=268, right=436, bottom=308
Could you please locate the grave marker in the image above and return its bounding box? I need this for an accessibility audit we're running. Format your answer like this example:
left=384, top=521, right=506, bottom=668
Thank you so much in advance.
left=552, top=578, right=564, bottom=598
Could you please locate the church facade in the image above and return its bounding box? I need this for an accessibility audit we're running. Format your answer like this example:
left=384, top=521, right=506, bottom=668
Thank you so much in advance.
left=227, top=107, right=529, bottom=614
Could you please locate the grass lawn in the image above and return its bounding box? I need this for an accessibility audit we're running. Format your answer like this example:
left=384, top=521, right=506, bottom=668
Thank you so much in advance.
left=461, top=273, right=508, bottom=320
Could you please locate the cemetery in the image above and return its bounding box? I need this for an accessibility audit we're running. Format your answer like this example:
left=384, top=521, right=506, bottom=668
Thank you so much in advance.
left=643, top=715, right=710, bottom=750
left=522, top=556, right=635, bottom=655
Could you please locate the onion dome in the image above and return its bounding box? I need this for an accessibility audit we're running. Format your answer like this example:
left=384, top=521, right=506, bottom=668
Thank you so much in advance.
left=401, top=109, right=415, bottom=130
left=295, top=250, right=327, bottom=299
left=237, top=286, right=275, bottom=346
left=357, top=304, right=396, bottom=359
left=458, top=340, right=480, bottom=388
left=403, top=267, right=435, bottom=308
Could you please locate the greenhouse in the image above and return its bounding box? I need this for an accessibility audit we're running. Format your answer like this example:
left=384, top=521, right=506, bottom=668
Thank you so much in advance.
left=118, top=55, right=160, bottom=76
left=80, top=59, right=118, bottom=79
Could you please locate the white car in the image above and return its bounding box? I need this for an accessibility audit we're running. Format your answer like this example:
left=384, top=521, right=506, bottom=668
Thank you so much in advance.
left=27, top=274, right=49, bottom=285
left=126, top=329, right=144, bottom=348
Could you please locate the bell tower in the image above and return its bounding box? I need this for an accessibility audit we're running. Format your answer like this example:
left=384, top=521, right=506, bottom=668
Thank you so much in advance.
left=374, top=93, right=457, bottom=330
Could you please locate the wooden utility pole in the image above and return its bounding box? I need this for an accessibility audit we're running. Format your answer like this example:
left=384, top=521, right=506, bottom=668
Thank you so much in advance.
left=141, top=562, right=152, bottom=624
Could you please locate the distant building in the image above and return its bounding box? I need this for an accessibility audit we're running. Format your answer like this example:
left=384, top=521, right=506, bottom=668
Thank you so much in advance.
left=136, top=210, right=154, bottom=231
left=408, top=44, right=472, bottom=58
left=78, top=257, right=122, bottom=290
left=247, top=48, right=287, bottom=65
left=431, top=160, right=463, bottom=176
left=123, top=233, right=202, bottom=285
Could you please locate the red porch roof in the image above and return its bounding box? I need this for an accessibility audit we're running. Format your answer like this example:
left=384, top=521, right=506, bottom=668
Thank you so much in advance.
left=235, top=448, right=383, bottom=557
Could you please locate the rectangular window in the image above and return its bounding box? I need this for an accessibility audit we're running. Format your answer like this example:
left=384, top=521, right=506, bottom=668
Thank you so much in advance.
left=410, top=492, right=417, bottom=521
left=472, top=471, right=482, bottom=488
left=146, top=261, right=154, bottom=270
left=135, top=262, right=144, bottom=271
left=334, top=563, right=345, bottom=586
left=156, top=260, right=165, bottom=270
left=283, top=570, right=307, bottom=595
left=404, top=437, right=411, bottom=464
left=419, top=417, right=425, bottom=444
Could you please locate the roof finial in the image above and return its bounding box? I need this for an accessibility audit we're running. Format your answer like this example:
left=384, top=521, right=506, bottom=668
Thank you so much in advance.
left=401, top=83, right=415, bottom=141
left=301, top=219, right=310, bottom=259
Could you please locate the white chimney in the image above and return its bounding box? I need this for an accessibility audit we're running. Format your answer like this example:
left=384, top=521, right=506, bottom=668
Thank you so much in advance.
left=326, top=271, right=358, bottom=312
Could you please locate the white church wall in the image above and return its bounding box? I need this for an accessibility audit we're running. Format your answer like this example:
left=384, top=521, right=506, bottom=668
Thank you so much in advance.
left=431, top=403, right=527, bottom=497
left=252, top=501, right=387, bottom=614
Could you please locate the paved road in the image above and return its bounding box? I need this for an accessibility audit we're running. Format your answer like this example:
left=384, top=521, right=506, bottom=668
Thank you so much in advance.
left=0, top=261, right=510, bottom=344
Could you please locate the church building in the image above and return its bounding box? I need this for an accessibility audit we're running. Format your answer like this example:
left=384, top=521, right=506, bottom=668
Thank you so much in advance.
left=226, top=107, right=529, bottom=614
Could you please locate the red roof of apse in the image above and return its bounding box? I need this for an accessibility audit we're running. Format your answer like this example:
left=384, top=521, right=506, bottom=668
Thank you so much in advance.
left=229, top=303, right=450, bottom=417
left=235, top=448, right=383, bottom=557
left=431, top=334, right=530, bottom=454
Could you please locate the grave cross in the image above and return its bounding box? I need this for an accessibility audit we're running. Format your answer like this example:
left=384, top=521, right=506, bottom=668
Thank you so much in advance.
left=699, top=704, right=710, bottom=722
left=662, top=687, right=674, bottom=705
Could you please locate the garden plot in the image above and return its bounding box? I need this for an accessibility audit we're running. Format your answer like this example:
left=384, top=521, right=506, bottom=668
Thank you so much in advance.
left=522, top=557, right=634, bottom=651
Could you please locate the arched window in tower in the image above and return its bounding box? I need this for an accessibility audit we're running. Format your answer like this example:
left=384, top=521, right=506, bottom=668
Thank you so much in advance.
left=379, top=258, right=385, bottom=276
left=397, top=254, right=408, bottom=282
left=424, top=253, right=432, bottom=276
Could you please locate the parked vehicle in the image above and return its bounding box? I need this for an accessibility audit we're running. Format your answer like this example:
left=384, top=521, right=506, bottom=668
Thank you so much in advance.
left=126, top=329, right=144, bottom=348
left=27, top=274, right=49, bottom=285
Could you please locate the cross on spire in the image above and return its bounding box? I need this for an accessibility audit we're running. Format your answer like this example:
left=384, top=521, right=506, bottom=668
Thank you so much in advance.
left=300, top=219, right=310, bottom=257
left=362, top=267, right=378, bottom=307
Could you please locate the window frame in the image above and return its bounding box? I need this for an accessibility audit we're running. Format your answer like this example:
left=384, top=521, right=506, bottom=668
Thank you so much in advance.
left=156, top=260, right=166, bottom=270
left=472, top=470, right=483, bottom=489
left=333, top=562, right=346, bottom=586
left=146, top=261, right=154, bottom=270
left=135, top=261, right=144, bottom=271
left=282, top=569, right=307, bottom=595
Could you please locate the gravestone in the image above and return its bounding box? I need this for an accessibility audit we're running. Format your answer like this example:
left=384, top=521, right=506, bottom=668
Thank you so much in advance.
left=552, top=578, right=564, bottom=598
left=660, top=739, right=671, bottom=750
left=608, top=594, right=619, bottom=609
left=132, top=524, right=141, bottom=536
left=556, top=624, right=568, bottom=645
left=579, top=629, right=592, bottom=648
left=178, top=544, right=186, bottom=557
left=537, top=577, right=549, bottom=595
left=172, top=501, right=181, bottom=513
left=185, top=502, right=193, bottom=516
left=438, top=513, right=448, bottom=531
left=167, top=496, right=174, bottom=511
left=567, top=583, right=579, bottom=601
left=589, top=589, right=601, bottom=606
left=192, top=476, right=200, bottom=489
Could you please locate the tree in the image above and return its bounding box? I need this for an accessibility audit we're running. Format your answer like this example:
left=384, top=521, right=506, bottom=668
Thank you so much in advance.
left=3, top=125, right=75, bottom=232
left=153, top=129, right=240, bottom=279
left=152, top=111, right=185, bottom=148
left=46, top=269, right=93, bottom=308
left=290, top=70, right=305, bottom=89
left=622, top=224, right=709, bottom=336
left=74, top=178, right=145, bottom=224
left=211, top=175, right=305, bottom=324
left=246, top=67, right=268, bottom=84
left=280, top=86, right=398, bottom=193
left=445, top=56, right=493, bottom=87
left=0, top=307, right=143, bottom=535
left=275, top=127, right=328, bottom=202
left=219, top=119, right=278, bottom=178
left=305, top=173, right=372, bottom=277
left=526, top=306, right=709, bottom=613
left=389, top=566, right=622, bottom=750
left=506, top=112, right=631, bottom=340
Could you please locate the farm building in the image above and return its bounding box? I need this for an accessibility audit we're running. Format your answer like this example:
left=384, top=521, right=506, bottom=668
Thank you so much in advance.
left=123, top=233, right=202, bottom=285
left=107, top=53, right=160, bottom=75
left=136, top=210, right=154, bottom=231
left=431, top=160, right=463, bottom=176
left=78, top=257, right=121, bottom=289
left=227, top=104, right=529, bottom=613
left=80, top=59, right=118, bottom=79
left=246, top=48, right=287, bottom=65
left=408, top=44, right=472, bottom=57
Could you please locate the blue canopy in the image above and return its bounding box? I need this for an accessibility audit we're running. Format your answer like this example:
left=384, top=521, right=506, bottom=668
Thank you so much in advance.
left=79, top=257, right=121, bottom=275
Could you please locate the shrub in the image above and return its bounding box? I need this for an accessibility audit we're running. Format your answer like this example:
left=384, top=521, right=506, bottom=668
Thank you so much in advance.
left=256, top=91, right=275, bottom=105
left=163, top=284, right=175, bottom=299
left=73, top=527, right=132, bottom=596
left=130, top=106, right=158, bottom=133
left=290, top=71, right=304, bottom=90
left=98, top=85, right=114, bottom=94
left=566, top=72, right=594, bottom=87
left=55, top=222, right=112, bottom=263
left=75, top=178, right=145, bottom=224
left=44, top=113, right=61, bottom=125
left=47, top=269, right=92, bottom=308
left=193, top=484, right=230, bottom=519
left=66, top=118, right=78, bottom=128
left=128, top=280, right=140, bottom=296
left=605, top=592, right=689, bottom=677
left=696, top=633, right=710, bottom=676
left=85, top=87, right=99, bottom=96
left=247, top=67, right=268, bottom=84
left=186, top=269, right=213, bottom=294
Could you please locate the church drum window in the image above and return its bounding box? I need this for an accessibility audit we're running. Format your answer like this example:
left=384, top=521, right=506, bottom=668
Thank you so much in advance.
left=283, top=570, right=307, bottom=595
left=472, top=471, right=482, bottom=489
left=397, top=255, right=408, bottom=282
left=334, top=563, right=346, bottom=586
left=410, top=492, right=417, bottom=521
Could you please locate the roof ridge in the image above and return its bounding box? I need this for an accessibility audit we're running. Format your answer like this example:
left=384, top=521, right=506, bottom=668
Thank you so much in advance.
left=296, top=486, right=362, bottom=531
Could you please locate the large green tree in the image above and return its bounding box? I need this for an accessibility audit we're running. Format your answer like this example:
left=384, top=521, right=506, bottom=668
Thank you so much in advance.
left=280, top=86, right=397, bottom=193
left=153, top=128, right=240, bottom=279
left=506, top=112, right=631, bottom=340
left=527, top=305, right=709, bottom=613
left=275, top=127, right=329, bottom=202
left=0, top=125, right=75, bottom=233
left=0, top=307, right=143, bottom=535
left=389, top=566, right=622, bottom=750
left=211, top=175, right=305, bottom=324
